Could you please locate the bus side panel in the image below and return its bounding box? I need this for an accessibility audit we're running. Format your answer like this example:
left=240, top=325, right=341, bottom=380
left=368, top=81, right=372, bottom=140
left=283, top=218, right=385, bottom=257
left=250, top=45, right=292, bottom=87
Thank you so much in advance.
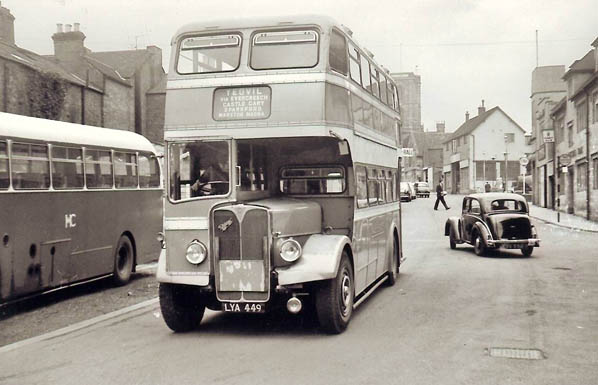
left=0, top=190, right=162, bottom=301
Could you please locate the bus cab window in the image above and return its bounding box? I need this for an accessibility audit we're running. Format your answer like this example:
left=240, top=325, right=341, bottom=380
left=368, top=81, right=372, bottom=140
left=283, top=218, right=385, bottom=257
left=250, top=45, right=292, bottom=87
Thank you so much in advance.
left=0, top=141, right=8, bottom=189
left=11, top=142, right=50, bottom=190
left=168, top=141, right=230, bottom=200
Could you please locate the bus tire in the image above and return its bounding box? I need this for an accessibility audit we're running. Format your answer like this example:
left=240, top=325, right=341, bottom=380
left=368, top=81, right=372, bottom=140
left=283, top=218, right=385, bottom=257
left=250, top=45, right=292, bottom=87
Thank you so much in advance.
left=113, top=235, right=134, bottom=286
left=386, top=236, right=399, bottom=286
left=159, top=283, right=205, bottom=332
left=315, top=252, right=353, bottom=334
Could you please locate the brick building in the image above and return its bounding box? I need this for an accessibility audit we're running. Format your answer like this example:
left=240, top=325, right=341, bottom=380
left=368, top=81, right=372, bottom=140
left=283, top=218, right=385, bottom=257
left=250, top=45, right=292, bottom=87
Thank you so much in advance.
left=548, top=37, right=598, bottom=220
left=0, top=3, right=165, bottom=144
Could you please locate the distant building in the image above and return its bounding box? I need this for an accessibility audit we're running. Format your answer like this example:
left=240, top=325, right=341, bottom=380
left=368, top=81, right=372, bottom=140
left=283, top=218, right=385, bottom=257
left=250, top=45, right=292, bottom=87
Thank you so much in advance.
left=552, top=38, right=598, bottom=220
left=391, top=72, right=423, bottom=181
left=530, top=65, right=566, bottom=208
left=442, top=101, right=530, bottom=194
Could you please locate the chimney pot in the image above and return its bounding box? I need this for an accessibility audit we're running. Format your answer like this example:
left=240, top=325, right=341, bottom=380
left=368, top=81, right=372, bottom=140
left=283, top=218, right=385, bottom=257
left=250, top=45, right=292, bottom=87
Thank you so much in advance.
left=74, top=22, right=80, bottom=32
left=465, top=111, right=470, bottom=121
left=56, top=23, right=63, bottom=33
left=65, top=24, right=72, bottom=32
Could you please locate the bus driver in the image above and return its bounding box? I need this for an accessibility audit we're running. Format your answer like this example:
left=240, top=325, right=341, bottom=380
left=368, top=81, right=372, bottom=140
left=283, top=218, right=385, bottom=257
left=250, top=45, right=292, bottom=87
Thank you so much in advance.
left=190, top=156, right=229, bottom=196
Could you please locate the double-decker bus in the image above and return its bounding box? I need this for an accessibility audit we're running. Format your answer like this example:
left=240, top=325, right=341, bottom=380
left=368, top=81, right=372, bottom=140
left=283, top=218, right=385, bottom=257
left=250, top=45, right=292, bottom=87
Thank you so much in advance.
left=0, top=112, right=162, bottom=302
left=158, top=15, right=404, bottom=334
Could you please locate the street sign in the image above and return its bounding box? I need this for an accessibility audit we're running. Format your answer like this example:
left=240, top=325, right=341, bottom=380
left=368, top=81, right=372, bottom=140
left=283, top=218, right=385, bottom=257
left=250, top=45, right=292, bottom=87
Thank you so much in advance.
left=399, top=148, right=414, bottom=157
left=560, top=154, right=570, bottom=165
left=519, top=156, right=529, bottom=166
left=542, top=130, right=555, bottom=143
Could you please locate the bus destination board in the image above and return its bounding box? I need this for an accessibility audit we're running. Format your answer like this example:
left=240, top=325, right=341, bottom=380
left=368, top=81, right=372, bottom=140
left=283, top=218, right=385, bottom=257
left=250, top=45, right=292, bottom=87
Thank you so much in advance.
left=213, top=86, right=271, bottom=121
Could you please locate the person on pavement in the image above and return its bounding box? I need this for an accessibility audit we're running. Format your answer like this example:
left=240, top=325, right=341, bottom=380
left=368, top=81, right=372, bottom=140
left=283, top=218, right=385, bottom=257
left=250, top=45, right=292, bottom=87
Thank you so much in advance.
left=485, top=182, right=491, bottom=193
left=434, top=178, right=450, bottom=210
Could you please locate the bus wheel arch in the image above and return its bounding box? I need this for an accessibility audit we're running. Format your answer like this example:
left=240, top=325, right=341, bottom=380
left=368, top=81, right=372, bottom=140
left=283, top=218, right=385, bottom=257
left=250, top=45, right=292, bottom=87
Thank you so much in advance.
left=113, top=233, right=135, bottom=286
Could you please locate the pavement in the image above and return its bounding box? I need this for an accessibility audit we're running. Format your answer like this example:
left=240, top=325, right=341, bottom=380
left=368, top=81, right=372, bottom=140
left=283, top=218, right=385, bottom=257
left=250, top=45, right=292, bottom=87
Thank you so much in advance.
left=528, top=203, right=598, bottom=233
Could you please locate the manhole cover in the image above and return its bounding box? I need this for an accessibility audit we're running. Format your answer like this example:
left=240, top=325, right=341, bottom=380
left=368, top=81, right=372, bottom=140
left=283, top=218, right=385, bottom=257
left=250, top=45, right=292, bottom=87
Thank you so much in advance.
left=488, top=348, right=545, bottom=360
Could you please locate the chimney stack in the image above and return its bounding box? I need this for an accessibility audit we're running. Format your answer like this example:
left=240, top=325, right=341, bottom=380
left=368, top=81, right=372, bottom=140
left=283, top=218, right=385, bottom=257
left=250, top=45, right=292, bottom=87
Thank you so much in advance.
left=477, top=99, right=486, bottom=116
left=52, top=22, right=86, bottom=63
left=0, top=1, right=15, bottom=45
left=436, top=121, right=445, bottom=133
left=465, top=111, right=470, bottom=121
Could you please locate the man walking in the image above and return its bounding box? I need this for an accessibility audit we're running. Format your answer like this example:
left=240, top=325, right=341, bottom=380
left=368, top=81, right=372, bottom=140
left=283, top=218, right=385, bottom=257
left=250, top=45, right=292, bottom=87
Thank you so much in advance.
left=434, top=177, right=450, bottom=210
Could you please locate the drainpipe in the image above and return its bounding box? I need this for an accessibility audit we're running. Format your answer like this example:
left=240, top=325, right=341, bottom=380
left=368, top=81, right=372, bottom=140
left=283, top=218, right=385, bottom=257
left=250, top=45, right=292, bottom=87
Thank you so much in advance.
left=551, top=114, right=560, bottom=222
left=586, top=91, right=591, bottom=220
left=470, top=134, right=475, bottom=192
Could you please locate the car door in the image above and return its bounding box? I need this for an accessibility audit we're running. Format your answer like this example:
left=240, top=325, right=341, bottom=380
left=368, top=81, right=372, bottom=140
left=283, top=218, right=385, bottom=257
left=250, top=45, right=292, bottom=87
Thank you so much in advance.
left=462, top=198, right=482, bottom=242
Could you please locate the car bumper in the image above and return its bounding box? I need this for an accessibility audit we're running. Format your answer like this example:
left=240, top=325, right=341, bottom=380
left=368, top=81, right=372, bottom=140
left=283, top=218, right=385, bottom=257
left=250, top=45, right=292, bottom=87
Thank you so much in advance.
left=487, top=238, right=540, bottom=248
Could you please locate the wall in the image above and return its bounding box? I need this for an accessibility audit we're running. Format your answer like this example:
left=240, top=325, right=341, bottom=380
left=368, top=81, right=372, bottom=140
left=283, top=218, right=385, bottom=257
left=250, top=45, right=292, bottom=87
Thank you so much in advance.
left=102, top=78, right=134, bottom=131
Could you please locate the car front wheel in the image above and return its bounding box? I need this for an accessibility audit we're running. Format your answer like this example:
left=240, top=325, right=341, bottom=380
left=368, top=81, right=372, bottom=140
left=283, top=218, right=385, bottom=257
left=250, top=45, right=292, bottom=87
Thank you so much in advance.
left=473, top=233, right=486, bottom=256
left=521, top=246, right=533, bottom=257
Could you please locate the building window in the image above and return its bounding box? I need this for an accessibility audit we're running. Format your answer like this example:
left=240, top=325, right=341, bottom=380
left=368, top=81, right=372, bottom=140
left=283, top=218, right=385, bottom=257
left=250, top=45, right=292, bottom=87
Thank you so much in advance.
left=577, top=162, right=587, bottom=191
left=463, top=135, right=468, bottom=144
left=504, top=133, right=515, bottom=143
left=567, top=121, right=574, bottom=147
left=576, top=100, right=588, bottom=132
left=452, top=139, right=457, bottom=153
left=593, top=156, right=598, bottom=190
left=593, top=92, right=598, bottom=123
left=556, top=117, right=564, bottom=144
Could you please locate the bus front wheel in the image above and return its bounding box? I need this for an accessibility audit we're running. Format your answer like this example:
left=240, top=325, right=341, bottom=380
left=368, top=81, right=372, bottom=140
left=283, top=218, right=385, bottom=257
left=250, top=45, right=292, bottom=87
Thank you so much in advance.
left=159, top=283, right=205, bottom=332
left=113, top=235, right=134, bottom=286
left=315, top=253, right=354, bottom=334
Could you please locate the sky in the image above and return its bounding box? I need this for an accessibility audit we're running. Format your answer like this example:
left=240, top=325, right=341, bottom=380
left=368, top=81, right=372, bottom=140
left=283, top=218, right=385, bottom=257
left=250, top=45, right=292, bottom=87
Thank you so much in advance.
left=3, top=0, right=596, bottom=133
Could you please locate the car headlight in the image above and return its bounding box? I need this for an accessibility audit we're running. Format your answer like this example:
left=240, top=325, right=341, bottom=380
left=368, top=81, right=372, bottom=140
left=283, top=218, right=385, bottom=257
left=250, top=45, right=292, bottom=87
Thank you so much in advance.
left=280, top=238, right=302, bottom=262
left=185, top=240, right=207, bottom=265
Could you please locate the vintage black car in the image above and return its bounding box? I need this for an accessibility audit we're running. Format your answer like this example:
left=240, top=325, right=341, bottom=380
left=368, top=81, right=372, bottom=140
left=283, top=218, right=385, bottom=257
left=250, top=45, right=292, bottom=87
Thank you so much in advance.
left=444, top=193, right=540, bottom=256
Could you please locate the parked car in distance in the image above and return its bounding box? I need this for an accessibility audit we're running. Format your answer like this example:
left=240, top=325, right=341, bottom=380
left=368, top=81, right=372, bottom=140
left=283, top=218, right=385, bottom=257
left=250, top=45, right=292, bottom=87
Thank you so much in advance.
left=400, top=182, right=413, bottom=202
left=407, top=183, right=417, bottom=200
left=444, top=193, right=540, bottom=257
left=414, top=181, right=431, bottom=198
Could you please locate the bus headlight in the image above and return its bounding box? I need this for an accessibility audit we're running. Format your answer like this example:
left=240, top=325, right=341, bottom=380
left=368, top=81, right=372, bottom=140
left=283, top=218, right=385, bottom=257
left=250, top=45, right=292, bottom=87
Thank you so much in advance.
left=280, top=238, right=302, bottom=263
left=185, top=240, right=207, bottom=265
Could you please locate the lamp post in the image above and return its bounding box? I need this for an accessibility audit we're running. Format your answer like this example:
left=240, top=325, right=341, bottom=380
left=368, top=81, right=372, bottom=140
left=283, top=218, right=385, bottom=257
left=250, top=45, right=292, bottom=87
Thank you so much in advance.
left=504, top=134, right=509, bottom=192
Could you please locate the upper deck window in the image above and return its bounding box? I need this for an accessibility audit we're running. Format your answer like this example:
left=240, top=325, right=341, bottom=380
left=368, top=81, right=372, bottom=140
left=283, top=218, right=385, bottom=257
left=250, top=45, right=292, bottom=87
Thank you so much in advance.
left=251, top=30, right=319, bottom=70
left=177, top=34, right=241, bottom=74
left=329, top=29, right=347, bottom=75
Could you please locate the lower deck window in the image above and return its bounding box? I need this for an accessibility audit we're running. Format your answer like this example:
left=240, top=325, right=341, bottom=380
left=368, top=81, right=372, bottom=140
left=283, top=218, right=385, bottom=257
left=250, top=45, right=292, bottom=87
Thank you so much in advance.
left=280, top=166, right=345, bottom=195
left=11, top=142, right=50, bottom=190
left=0, top=141, right=8, bottom=189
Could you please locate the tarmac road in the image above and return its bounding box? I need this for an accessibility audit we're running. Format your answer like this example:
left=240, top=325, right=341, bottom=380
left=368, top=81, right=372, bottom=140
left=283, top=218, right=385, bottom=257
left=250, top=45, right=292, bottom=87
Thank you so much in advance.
left=0, top=194, right=597, bottom=385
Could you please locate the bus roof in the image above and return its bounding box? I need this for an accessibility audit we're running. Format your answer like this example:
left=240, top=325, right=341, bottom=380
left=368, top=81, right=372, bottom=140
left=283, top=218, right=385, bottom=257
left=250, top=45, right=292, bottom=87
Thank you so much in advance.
left=0, top=112, right=156, bottom=153
left=172, top=14, right=341, bottom=42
